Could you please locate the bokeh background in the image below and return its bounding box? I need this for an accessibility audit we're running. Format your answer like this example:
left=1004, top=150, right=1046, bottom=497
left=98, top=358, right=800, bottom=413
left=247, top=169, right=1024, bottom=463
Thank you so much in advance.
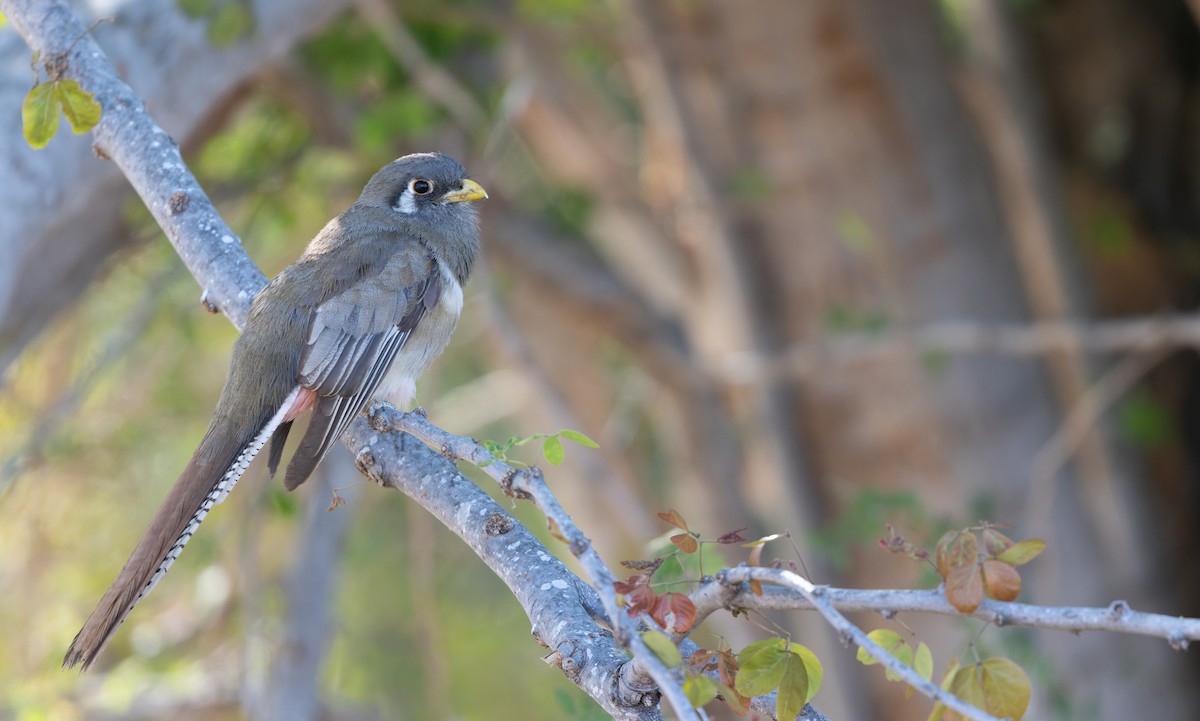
left=2, top=0, right=1199, bottom=719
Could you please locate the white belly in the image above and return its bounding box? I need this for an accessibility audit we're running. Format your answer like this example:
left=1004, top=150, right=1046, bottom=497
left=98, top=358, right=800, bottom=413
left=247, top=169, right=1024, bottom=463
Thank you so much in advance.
left=374, top=266, right=463, bottom=406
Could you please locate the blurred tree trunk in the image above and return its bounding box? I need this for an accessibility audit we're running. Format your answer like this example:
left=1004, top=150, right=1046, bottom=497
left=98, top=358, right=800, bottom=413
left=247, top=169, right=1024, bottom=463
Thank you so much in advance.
left=498, top=1, right=1196, bottom=718
left=0, top=0, right=349, bottom=369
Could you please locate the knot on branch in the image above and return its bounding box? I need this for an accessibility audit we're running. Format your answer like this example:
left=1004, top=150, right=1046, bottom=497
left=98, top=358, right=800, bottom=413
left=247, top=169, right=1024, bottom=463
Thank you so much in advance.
left=1108, top=599, right=1130, bottom=620
left=366, top=401, right=396, bottom=432
left=553, top=640, right=586, bottom=680
left=613, top=659, right=661, bottom=709
left=354, top=447, right=389, bottom=488
left=200, top=290, right=220, bottom=314
left=485, top=513, right=514, bottom=536
left=1168, top=631, right=1189, bottom=652
left=169, top=191, right=190, bottom=214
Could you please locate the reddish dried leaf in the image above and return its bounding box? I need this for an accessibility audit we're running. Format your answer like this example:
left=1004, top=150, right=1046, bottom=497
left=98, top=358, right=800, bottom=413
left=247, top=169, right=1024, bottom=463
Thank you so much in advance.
left=718, top=682, right=751, bottom=716
left=621, top=580, right=658, bottom=616
left=717, top=650, right=740, bottom=688
left=667, top=592, right=698, bottom=633
left=718, top=527, right=749, bottom=544
left=658, top=508, right=690, bottom=531
left=672, top=532, right=700, bottom=554
left=945, top=561, right=984, bottom=613
left=614, top=573, right=650, bottom=595
left=688, top=648, right=717, bottom=670
left=982, top=559, right=1022, bottom=601
left=651, top=592, right=697, bottom=633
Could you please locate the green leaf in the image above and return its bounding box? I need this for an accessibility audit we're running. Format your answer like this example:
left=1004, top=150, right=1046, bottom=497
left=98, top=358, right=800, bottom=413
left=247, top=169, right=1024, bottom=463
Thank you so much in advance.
left=788, top=643, right=822, bottom=702
left=996, top=539, right=1045, bottom=567
left=735, top=639, right=788, bottom=697
left=55, top=79, right=101, bottom=134
left=559, top=428, right=600, bottom=448
left=23, top=81, right=59, bottom=149
left=683, top=674, right=719, bottom=708
left=641, top=630, right=682, bottom=668
left=543, top=435, right=565, bottom=465
left=776, top=651, right=810, bottom=721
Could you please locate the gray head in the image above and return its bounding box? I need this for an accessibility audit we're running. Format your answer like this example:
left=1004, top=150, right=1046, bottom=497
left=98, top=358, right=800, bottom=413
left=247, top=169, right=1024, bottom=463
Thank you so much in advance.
left=359, top=152, right=486, bottom=215
left=357, top=152, right=487, bottom=281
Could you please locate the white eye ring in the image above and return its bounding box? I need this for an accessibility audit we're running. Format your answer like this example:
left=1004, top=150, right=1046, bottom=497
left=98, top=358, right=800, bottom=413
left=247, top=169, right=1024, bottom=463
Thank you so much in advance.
left=410, top=178, right=434, bottom=195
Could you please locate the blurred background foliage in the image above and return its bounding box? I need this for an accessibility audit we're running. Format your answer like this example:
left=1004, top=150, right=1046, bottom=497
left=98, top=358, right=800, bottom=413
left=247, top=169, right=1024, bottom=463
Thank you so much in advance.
left=2, top=0, right=1200, bottom=719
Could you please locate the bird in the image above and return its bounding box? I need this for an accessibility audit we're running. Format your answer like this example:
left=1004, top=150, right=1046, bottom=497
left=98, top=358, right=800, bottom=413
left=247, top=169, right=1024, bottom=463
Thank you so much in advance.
left=63, top=152, right=487, bottom=671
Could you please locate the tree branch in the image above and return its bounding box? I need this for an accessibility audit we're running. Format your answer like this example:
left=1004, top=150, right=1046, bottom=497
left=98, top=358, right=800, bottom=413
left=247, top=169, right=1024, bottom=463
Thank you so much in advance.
left=709, top=314, right=1200, bottom=385
left=367, top=405, right=700, bottom=720
left=692, top=573, right=1199, bottom=651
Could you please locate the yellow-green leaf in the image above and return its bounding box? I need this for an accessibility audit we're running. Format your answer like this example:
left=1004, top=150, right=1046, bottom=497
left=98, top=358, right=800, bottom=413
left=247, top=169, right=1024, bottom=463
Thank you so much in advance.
left=776, top=651, right=809, bottom=721
left=641, top=630, right=682, bottom=668
left=735, top=639, right=789, bottom=697
left=559, top=429, right=600, bottom=448
left=543, top=435, right=564, bottom=465
left=913, top=642, right=934, bottom=683
left=22, top=82, right=58, bottom=149
left=55, top=79, right=101, bottom=134
left=857, top=629, right=904, bottom=665
left=683, top=674, right=719, bottom=708
left=948, top=664, right=987, bottom=719
left=788, top=643, right=823, bottom=703
left=980, top=658, right=1031, bottom=720
left=996, top=538, right=1046, bottom=567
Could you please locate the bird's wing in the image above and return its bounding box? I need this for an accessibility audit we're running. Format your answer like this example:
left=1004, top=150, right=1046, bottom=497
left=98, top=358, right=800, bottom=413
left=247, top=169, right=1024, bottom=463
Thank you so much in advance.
left=282, top=249, right=441, bottom=490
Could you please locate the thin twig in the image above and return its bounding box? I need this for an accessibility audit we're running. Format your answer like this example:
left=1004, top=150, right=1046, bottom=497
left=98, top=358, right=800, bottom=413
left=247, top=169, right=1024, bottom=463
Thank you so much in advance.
left=716, top=568, right=1004, bottom=721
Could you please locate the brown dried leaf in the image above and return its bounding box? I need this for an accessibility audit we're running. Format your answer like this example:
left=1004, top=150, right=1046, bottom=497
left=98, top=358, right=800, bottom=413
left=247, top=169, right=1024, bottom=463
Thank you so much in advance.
left=672, top=532, right=700, bottom=554
left=945, top=561, right=984, bottom=613
left=658, top=508, right=690, bottom=531
left=982, top=559, right=1021, bottom=602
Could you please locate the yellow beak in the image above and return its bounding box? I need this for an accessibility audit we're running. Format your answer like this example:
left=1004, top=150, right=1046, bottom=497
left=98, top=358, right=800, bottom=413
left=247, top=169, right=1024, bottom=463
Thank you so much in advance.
left=441, top=178, right=488, bottom=203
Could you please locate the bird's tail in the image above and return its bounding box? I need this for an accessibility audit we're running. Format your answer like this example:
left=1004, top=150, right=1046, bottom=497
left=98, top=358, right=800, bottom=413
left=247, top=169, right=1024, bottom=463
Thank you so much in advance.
left=63, top=387, right=301, bottom=671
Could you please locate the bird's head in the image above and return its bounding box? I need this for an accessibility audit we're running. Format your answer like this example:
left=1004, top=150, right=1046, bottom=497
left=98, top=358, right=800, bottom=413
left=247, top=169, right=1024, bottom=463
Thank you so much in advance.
left=358, top=152, right=488, bottom=222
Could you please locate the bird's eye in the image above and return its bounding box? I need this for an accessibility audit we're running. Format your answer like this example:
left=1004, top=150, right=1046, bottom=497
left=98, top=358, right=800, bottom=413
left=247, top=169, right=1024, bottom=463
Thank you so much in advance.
left=410, top=179, right=433, bottom=195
